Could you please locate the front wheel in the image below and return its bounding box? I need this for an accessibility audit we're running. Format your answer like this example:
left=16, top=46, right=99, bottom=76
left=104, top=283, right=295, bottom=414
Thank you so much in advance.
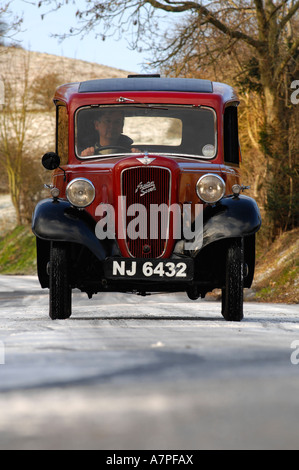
left=49, top=242, right=72, bottom=320
left=221, top=238, right=244, bottom=322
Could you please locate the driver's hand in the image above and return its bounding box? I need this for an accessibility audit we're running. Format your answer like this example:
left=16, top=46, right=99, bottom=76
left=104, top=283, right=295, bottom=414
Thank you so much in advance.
left=81, top=147, right=95, bottom=156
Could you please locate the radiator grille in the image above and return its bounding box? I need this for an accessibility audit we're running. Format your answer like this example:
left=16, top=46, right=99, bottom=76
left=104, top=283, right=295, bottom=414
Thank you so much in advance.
left=121, top=166, right=171, bottom=258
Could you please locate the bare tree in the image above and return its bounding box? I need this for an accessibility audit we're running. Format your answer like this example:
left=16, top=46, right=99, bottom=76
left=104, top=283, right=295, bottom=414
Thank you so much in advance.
left=30, top=71, right=63, bottom=112
left=0, top=1, right=23, bottom=46
left=0, top=50, right=31, bottom=225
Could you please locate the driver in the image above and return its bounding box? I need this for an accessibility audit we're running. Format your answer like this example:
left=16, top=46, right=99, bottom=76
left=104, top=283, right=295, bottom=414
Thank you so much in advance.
left=81, top=110, right=135, bottom=156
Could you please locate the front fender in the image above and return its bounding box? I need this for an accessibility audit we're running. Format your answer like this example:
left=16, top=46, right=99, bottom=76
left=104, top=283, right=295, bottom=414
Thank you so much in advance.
left=32, top=198, right=106, bottom=261
left=189, top=195, right=261, bottom=256
left=203, top=195, right=261, bottom=244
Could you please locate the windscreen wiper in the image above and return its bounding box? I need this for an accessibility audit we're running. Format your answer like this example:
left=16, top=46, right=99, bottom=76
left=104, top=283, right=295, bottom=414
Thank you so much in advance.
left=116, top=97, right=168, bottom=110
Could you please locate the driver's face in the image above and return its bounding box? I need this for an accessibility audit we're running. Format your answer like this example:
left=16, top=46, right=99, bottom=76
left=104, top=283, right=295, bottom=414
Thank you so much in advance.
left=95, top=111, right=124, bottom=143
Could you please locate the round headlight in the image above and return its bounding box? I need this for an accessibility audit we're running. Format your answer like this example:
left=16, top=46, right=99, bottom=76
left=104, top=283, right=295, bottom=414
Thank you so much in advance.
left=196, top=174, right=225, bottom=203
left=66, top=178, right=95, bottom=208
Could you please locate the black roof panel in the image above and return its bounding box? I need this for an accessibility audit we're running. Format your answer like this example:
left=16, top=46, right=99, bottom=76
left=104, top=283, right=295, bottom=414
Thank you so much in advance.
left=78, top=77, right=213, bottom=94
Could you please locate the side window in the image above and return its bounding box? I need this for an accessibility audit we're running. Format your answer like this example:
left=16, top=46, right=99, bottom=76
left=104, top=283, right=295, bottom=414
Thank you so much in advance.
left=56, top=105, right=69, bottom=165
left=224, top=106, right=239, bottom=164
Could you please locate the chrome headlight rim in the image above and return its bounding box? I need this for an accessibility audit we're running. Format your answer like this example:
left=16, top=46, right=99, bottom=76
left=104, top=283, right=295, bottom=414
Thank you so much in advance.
left=196, top=173, right=226, bottom=204
left=66, top=177, right=96, bottom=208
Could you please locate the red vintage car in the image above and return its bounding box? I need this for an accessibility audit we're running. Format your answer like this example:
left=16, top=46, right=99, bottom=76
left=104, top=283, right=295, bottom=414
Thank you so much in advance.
left=32, top=75, right=261, bottom=321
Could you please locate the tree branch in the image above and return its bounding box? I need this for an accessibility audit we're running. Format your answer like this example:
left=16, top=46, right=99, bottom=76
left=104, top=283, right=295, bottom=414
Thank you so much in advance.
left=145, top=0, right=265, bottom=50
left=275, top=35, right=299, bottom=78
left=279, top=0, right=299, bottom=31
left=268, top=0, right=289, bottom=21
left=253, top=0, right=268, bottom=42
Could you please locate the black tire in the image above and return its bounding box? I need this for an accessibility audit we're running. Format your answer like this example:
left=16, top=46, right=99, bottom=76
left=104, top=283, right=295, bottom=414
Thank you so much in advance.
left=49, top=242, right=72, bottom=320
left=221, top=238, right=244, bottom=322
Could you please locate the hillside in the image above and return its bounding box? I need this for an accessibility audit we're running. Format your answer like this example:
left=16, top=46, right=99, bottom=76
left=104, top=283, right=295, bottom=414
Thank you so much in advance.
left=251, top=229, right=299, bottom=304
left=0, top=46, right=131, bottom=154
left=0, top=46, right=130, bottom=86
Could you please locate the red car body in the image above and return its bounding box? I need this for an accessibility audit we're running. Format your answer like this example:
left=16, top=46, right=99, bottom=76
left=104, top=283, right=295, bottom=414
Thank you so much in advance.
left=32, top=76, right=261, bottom=321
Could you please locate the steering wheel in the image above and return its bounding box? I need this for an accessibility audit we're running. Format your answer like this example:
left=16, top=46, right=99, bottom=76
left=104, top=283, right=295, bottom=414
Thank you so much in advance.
left=97, top=145, right=130, bottom=153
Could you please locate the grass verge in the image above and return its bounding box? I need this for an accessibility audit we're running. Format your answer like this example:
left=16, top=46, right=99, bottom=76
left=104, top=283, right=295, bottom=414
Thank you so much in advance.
left=0, top=225, right=37, bottom=275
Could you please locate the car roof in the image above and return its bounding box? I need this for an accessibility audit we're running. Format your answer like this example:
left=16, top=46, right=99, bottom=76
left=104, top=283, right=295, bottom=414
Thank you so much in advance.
left=54, top=76, right=238, bottom=108
left=78, top=77, right=213, bottom=94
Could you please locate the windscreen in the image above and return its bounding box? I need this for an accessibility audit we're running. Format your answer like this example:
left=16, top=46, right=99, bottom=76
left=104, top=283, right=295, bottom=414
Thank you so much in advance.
left=75, top=105, right=217, bottom=159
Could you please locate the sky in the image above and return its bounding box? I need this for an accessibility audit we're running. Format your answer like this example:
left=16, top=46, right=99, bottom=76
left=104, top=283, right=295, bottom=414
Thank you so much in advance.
left=5, top=0, right=155, bottom=73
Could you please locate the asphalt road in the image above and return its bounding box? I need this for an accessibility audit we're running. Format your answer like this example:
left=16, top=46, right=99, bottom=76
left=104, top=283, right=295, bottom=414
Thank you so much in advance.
left=0, top=275, right=298, bottom=450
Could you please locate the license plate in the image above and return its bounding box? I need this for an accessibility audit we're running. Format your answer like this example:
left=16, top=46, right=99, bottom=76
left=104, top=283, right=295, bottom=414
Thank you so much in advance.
left=104, top=258, right=194, bottom=281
